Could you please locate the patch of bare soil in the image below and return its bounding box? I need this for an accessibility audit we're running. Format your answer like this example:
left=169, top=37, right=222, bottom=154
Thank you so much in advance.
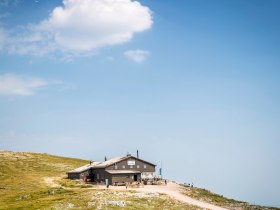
left=43, top=177, right=61, bottom=188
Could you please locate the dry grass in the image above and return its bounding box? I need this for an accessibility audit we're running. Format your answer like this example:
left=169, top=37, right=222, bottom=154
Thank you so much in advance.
left=0, top=151, right=199, bottom=210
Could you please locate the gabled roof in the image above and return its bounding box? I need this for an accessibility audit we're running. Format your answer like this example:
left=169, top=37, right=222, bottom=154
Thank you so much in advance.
left=130, top=156, right=157, bottom=167
left=93, top=156, right=127, bottom=168
left=68, top=161, right=101, bottom=173
left=67, top=155, right=156, bottom=173
left=93, top=155, right=156, bottom=168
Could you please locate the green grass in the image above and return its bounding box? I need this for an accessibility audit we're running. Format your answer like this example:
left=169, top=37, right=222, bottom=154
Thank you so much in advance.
left=1, top=151, right=278, bottom=210
left=0, top=151, right=199, bottom=209
left=0, top=151, right=89, bottom=209
left=181, top=184, right=279, bottom=210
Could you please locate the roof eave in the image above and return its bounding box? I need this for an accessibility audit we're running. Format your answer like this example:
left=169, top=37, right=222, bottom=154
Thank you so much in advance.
left=104, top=155, right=156, bottom=168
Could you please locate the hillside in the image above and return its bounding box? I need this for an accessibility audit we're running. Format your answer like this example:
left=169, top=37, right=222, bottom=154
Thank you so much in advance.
left=0, top=151, right=278, bottom=210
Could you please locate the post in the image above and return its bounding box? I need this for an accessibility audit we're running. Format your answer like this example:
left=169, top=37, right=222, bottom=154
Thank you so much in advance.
left=105, top=179, right=109, bottom=188
left=160, top=161, right=163, bottom=179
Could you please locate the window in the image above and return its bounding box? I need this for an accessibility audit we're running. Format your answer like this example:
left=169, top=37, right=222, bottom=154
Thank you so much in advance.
left=96, top=173, right=99, bottom=179
left=115, top=165, right=118, bottom=169
left=137, top=165, right=140, bottom=168
left=130, top=165, right=133, bottom=169
left=122, top=165, right=125, bottom=169
left=144, top=165, right=146, bottom=169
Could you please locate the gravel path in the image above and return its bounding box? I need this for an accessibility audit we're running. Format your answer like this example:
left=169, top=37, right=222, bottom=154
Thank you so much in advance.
left=98, top=182, right=228, bottom=210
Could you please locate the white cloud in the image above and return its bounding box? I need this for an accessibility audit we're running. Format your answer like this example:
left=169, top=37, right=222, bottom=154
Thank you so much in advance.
left=0, top=74, right=47, bottom=96
left=2, top=0, right=153, bottom=57
left=124, top=49, right=150, bottom=63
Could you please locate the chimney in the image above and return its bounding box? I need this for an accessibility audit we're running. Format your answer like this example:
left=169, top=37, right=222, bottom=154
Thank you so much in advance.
left=127, top=152, right=131, bottom=157
left=137, top=150, right=139, bottom=159
left=104, top=156, right=107, bottom=161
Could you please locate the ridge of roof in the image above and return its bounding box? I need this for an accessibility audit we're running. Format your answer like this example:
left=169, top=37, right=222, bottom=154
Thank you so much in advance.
left=67, top=161, right=101, bottom=173
left=94, top=156, right=126, bottom=168
left=95, top=155, right=156, bottom=168
left=68, top=155, right=156, bottom=173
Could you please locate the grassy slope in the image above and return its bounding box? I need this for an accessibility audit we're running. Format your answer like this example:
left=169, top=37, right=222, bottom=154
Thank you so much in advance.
left=1, top=151, right=278, bottom=210
left=0, top=151, right=88, bottom=209
left=0, top=151, right=198, bottom=210
left=181, top=184, right=279, bottom=210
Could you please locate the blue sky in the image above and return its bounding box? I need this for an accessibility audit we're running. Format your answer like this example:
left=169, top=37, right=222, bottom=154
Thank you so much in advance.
left=0, top=0, right=280, bottom=207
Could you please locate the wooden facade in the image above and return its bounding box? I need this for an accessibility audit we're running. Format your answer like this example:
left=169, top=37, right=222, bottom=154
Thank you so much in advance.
left=67, top=154, right=156, bottom=185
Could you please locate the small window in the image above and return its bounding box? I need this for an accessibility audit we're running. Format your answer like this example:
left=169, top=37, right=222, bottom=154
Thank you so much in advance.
left=96, top=173, right=99, bottom=179
left=115, top=165, right=118, bottom=169
left=137, top=165, right=140, bottom=168
left=130, top=165, right=133, bottom=169
left=144, top=165, right=146, bottom=168
left=122, top=165, right=125, bottom=169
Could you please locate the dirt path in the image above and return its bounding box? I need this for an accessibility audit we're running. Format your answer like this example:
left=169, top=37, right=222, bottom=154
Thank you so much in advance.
left=98, top=182, right=228, bottom=210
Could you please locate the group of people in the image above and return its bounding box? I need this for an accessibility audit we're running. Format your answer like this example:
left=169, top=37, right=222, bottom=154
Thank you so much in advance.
left=142, top=177, right=168, bottom=185
left=184, top=182, right=194, bottom=188
left=104, top=177, right=169, bottom=188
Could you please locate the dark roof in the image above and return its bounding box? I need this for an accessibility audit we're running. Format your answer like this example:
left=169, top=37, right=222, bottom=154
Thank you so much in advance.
left=67, top=155, right=156, bottom=173
left=67, top=161, right=101, bottom=174
left=93, top=156, right=127, bottom=168
left=98, top=155, right=156, bottom=168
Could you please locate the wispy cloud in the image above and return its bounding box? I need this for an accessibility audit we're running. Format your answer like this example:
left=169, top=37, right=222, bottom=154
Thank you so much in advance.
left=0, top=74, right=47, bottom=96
left=0, top=0, right=153, bottom=58
left=0, top=28, right=7, bottom=49
left=0, top=0, right=20, bottom=7
left=106, top=56, right=115, bottom=61
left=0, top=12, right=10, bottom=20
left=124, top=49, right=150, bottom=63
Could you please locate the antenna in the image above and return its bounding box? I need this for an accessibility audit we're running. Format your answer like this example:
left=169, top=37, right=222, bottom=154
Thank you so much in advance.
left=137, top=149, right=139, bottom=158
